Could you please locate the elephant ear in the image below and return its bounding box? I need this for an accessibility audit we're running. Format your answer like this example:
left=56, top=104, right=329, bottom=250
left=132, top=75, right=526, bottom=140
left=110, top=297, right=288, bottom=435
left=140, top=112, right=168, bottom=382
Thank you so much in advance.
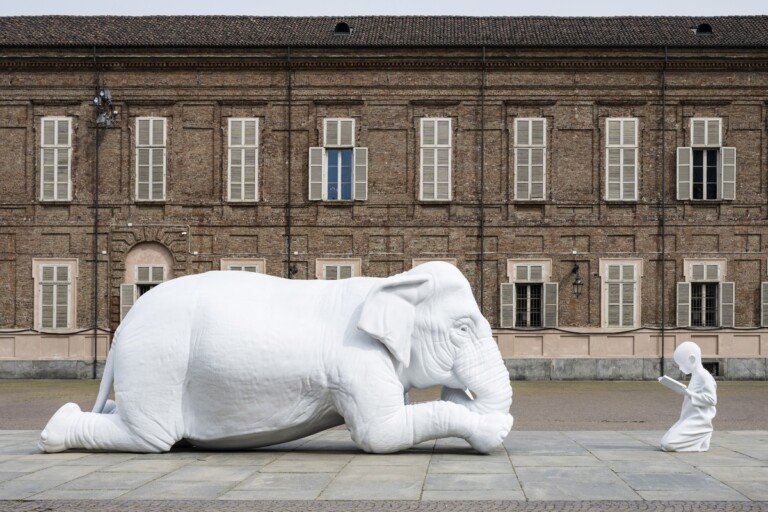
left=357, top=273, right=434, bottom=368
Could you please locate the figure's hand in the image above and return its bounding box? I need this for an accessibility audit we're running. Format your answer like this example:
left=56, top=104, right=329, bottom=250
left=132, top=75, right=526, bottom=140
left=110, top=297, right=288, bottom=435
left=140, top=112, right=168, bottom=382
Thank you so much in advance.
left=467, top=412, right=513, bottom=454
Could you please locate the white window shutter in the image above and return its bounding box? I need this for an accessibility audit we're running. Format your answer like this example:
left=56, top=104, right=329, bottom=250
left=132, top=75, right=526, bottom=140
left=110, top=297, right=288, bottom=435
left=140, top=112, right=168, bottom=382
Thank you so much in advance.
left=515, top=118, right=529, bottom=146
left=435, top=147, right=451, bottom=200
left=543, top=283, right=558, bottom=328
left=530, top=119, right=545, bottom=146
left=761, top=282, right=768, bottom=327
left=138, top=119, right=150, bottom=146
left=719, top=147, right=736, bottom=200
left=705, top=264, right=719, bottom=281
left=500, top=283, right=515, bottom=328
left=151, top=266, right=164, bottom=282
left=707, top=119, right=722, bottom=147
left=353, top=147, right=368, bottom=200
left=436, top=119, right=451, bottom=145
left=530, top=148, right=545, bottom=199
left=308, top=147, right=324, bottom=200
left=339, top=119, right=354, bottom=147
left=607, top=282, right=621, bottom=326
left=515, top=148, right=530, bottom=200
left=325, top=265, right=338, bottom=280
left=677, top=282, right=691, bottom=327
left=606, top=148, right=621, bottom=200
left=515, top=264, right=530, bottom=282
left=422, top=119, right=435, bottom=145
left=720, top=282, right=735, bottom=327
left=676, top=147, right=692, bottom=200
left=120, top=284, right=136, bottom=320
left=691, top=264, right=705, bottom=281
left=621, top=282, right=635, bottom=327
left=137, top=266, right=151, bottom=282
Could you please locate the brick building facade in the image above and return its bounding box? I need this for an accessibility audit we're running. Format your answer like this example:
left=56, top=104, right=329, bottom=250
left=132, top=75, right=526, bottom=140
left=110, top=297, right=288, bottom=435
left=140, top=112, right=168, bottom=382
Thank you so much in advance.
left=1, top=16, right=767, bottom=378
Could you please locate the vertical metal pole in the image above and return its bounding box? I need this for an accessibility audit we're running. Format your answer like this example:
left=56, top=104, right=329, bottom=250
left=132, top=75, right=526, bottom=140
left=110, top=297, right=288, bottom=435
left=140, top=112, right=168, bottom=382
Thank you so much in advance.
left=660, top=47, right=668, bottom=377
left=479, top=47, right=486, bottom=310
left=92, top=47, right=100, bottom=379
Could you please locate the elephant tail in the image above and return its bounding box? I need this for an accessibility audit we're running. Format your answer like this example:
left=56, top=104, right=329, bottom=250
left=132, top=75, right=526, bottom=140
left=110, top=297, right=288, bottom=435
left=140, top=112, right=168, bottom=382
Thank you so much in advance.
left=91, top=346, right=115, bottom=413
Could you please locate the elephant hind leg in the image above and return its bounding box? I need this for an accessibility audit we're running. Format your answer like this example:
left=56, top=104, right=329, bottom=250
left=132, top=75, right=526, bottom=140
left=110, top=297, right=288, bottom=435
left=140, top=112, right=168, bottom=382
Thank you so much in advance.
left=39, top=403, right=174, bottom=453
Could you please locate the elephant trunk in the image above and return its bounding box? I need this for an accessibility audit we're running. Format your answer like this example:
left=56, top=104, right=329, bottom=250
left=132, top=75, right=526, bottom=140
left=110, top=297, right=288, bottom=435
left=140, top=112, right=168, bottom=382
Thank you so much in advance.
left=455, top=338, right=512, bottom=415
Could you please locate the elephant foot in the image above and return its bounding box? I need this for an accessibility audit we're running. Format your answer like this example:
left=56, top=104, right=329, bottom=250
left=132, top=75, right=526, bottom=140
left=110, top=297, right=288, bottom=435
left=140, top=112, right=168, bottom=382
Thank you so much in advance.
left=39, top=402, right=82, bottom=453
left=467, top=412, right=514, bottom=454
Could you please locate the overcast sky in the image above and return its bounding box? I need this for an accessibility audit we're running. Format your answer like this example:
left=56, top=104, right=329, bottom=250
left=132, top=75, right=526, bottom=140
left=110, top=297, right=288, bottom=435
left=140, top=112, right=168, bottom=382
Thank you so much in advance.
left=2, top=0, right=766, bottom=16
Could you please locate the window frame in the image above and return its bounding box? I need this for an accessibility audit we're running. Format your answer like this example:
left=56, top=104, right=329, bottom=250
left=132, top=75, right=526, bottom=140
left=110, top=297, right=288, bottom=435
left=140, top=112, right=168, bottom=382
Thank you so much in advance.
left=514, top=117, right=547, bottom=201
left=419, top=117, right=452, bottom=201
left=33, top=258, right=78, bottom=331
left=677, top=259, right=734, bottom=328
left=500, top=259, right=558, bottom=329
left=315, top=258, right=362, bottom=280
left=135, top=117, right=167, bottom=202
left=308, top=118, right=367, bottom=201
left=220, top=258, right=266, bottom=273
left=604, top=117, right=638, bottom=201
left=39, top=116, right=73, bottom=202
left=227, top=118, right=259, bottom=202
left=599, top=259, right=642, bottom=329
left=676, top=117, right=736, bottom=201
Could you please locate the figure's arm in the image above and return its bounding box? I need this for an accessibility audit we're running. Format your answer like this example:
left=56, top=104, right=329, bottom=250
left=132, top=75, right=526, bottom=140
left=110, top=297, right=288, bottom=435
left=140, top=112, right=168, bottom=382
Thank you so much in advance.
left=686, top=371, right=717, bottom=407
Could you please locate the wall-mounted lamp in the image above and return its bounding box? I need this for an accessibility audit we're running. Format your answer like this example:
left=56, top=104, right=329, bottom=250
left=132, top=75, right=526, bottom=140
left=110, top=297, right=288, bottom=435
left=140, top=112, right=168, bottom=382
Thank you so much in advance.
left=93, top=88, right=117, bottom=128
left=571, top=263, right=584, bottom=297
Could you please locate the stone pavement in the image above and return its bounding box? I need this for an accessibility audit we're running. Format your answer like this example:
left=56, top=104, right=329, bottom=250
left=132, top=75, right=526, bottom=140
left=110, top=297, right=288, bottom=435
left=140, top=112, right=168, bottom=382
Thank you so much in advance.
left=0, top=426, right=767, bottom=510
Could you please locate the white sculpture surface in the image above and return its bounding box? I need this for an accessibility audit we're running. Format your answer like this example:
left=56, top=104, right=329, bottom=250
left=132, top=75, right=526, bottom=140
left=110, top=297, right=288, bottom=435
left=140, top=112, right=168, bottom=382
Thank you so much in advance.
left=659, top=341, right=717, bottom=452
left=39, top=262, right=513, bottom=454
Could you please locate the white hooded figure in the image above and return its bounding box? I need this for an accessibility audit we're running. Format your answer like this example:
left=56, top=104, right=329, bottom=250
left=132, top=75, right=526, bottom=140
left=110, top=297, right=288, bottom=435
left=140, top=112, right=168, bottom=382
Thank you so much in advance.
left=660, top=341, right=717, bottom=452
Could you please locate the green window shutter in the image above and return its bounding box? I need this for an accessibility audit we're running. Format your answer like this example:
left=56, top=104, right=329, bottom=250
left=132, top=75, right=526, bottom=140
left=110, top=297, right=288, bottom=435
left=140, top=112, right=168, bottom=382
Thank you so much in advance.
left=677, top=282, right=691, bottom=327
left=676, top=147, right=692, bottom=200
left=500, top=282, right=515, bottom=328
left=354, top=147, right=368, bottom=200
left=308, top=147, right=324, bottom=200
left=120, top=284, right=136, bottom=321
left=720, top=282, right=735, bottom=328
left=542, top=283, right=558, bottom=328
left=719, top=147, right=736, bottom=200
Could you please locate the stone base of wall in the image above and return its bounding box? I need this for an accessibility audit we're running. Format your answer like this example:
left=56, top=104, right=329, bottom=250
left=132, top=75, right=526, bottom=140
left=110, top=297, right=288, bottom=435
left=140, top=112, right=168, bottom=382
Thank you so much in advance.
left=0, top=360, right=105, bottom=379
left=505, top=358, right=768, bottom=380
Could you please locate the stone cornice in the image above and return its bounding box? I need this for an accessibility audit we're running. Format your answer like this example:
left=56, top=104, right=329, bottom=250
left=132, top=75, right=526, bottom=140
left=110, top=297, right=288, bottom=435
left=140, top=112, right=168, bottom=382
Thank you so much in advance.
left=3, top=56, right=768, bottom=72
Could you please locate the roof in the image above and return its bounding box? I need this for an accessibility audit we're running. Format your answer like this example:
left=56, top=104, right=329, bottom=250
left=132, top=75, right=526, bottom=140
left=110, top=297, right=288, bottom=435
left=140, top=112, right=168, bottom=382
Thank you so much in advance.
left=1, top=16, right=767, bottom=48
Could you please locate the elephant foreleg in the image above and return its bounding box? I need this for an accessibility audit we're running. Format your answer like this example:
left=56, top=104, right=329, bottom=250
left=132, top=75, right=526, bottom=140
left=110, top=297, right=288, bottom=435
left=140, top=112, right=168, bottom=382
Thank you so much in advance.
left=39, top=403, right=173, bottom=453
left=347, top=400, right=512, bottom=454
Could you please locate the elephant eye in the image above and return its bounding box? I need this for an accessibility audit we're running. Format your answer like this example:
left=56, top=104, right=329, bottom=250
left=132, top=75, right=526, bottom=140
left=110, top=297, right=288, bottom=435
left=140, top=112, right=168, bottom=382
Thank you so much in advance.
left=458, top=325, right=470, bottom=335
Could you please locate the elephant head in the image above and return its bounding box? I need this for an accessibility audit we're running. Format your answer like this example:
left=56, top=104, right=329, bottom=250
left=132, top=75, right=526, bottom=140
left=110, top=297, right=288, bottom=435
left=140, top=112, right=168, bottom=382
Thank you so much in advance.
left=357, top=262, right=512, bottom=416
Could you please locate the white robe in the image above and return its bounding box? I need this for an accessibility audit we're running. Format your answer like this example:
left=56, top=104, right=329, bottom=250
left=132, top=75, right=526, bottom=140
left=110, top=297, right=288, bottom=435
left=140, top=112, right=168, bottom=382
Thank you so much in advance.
left=661, top=367, right=717, bottom=452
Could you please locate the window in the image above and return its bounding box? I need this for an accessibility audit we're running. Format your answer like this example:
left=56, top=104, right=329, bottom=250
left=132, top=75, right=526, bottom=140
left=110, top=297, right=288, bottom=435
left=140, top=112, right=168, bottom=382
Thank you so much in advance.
left=120, top=265, right=165, bottom=320
left=221, top=258, right=265, bottom=273
left=677, top=261, right=734, bottom=328
left=600, top=260, right=641, bottom=328
left=514, top=118, right=546, bottom=200
left=40, top=117, right=72, bottom=201
left=228, top=118, right=259, bottom=201
left=677, top=118, right=736, bottom=201
left=500, top=261, right=557, bottom=328
left=308, top=119, right=367, bottom=201
left=33, top=259, right=77, bottom=331
left=136, top=117, right=166, bottom=201
left=315, top=258, right=361, bottom=280
left=605, top=118, right=637, bottom=201
left=420, top=118, right=452, bottom=201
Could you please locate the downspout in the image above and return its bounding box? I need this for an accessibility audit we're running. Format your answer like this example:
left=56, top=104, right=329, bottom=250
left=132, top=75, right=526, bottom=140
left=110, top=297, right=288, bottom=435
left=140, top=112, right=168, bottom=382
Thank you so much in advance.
left=91, top=46, right=100, bottom=379
left=286, top=47, right=294, bottom=278
left=660, top=46, right=668, bottom=376
left=479, top=46, right=486, bottom=309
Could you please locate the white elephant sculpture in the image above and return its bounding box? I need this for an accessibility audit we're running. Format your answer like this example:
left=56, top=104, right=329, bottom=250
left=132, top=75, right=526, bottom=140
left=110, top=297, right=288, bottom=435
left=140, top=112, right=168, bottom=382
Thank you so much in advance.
left=39, top=262, right=513, bottom=454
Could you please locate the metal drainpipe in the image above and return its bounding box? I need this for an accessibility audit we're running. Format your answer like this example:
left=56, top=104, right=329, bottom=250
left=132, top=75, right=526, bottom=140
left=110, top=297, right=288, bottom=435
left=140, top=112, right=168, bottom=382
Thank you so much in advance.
left=286, top=47, right=293, bottom=278
left=91, top=47, right=100, bottom=379
left=660, top=46, right=668, bottom=376
left=479, top=46, right=486, bottom=310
